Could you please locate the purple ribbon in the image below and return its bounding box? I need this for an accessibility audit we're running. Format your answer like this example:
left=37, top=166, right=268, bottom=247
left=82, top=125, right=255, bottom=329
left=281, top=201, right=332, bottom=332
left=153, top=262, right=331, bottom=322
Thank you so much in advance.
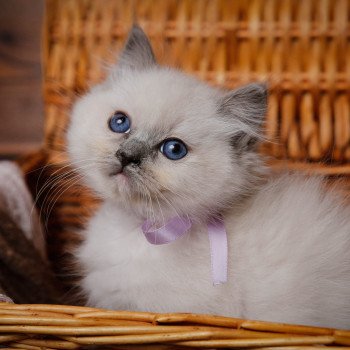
left=141, top=216, right=228, bottom=285
left=142, top=217, right=192, bottom=244
left=208, top=217, right=228, bottom=284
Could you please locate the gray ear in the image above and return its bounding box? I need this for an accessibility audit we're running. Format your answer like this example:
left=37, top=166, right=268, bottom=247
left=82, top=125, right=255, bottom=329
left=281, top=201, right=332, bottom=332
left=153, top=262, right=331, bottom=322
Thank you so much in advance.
left=117, top=25, right=157, bottom=71
left=219, top=83, right=268, bottom=149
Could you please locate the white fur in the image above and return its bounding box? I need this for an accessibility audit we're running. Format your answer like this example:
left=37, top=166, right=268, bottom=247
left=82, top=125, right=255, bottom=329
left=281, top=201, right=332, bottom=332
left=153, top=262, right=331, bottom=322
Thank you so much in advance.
left=67, top=28, right=350, bottom=329
left=76, top=175, right=350, bottom=329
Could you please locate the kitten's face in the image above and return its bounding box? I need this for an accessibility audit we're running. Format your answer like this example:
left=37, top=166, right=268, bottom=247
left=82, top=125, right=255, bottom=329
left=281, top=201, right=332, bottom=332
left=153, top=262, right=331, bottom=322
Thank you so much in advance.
left=67, top=26, right=267, bottom=221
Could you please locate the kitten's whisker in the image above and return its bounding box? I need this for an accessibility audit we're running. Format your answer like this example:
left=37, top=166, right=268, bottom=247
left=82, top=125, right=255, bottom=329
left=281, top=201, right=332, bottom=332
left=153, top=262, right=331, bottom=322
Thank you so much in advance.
left=34, top=170, right=80, bottom=227
left=145, top=185, right=155, bottom=224
left=43, top=173, right=86, bottom=230
left=31, top=152, right=94, bottom=196
left=154, top=188, right=183, bottom=223
left=46, top=175, right=85, bottom=223
left=37, top=162, right=103, bottom=230
left=32, top=160, right=100, bottom=215
left=140, top=172, right=193, bottom=220
left=39, top=173, right=82, bottom=230
left=142, top=183, right=156, bottom=224
left=154, top=191, right=165, bottom=227
left=141, top=172, right=192, bottom=202
left=139, top=173, right=184, bottom=223
left=33, top=157, right=103, bottom=204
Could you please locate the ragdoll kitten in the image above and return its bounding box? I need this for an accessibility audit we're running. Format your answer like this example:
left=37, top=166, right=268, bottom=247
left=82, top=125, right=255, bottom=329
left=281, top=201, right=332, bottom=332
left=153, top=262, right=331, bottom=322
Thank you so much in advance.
left=67, top=26, right=350, bottom=329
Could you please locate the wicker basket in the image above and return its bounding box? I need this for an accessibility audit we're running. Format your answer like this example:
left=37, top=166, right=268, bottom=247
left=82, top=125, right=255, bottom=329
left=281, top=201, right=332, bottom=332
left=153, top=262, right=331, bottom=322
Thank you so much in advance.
left=7, top=0, right=350, bottom=348
left=42, top=0, right=350, bottom=168
left=0, top=303, right=350, bottom=349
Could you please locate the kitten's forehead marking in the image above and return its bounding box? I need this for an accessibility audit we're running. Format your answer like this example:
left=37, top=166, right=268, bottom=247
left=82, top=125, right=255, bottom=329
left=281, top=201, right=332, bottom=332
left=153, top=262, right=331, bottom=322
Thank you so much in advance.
left=132, top=125, right=174, bottom=147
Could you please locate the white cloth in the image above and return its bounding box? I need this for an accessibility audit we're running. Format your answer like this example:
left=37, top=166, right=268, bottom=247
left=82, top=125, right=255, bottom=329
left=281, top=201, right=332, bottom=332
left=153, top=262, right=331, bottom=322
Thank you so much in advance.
left=0, top=161, right=45, bottom=258
left=0, top=293, right=13, bottom=303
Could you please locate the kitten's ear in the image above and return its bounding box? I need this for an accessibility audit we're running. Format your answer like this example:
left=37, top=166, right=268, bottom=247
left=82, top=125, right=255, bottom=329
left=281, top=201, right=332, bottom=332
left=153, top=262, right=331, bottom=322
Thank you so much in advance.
left=116, top=25, right=157, bottom=71
left=219, top=83, right=268, bottom=150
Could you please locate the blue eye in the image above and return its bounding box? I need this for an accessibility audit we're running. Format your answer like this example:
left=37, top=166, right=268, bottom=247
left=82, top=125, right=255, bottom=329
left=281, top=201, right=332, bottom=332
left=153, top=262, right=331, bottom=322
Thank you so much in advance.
left=109, top=112, right=131, bottom=133
left=160, top=139, right=187, bottom=160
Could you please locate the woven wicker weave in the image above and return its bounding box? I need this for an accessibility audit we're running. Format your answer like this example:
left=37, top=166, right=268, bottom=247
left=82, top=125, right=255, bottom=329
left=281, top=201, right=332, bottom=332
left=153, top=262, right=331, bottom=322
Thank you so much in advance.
left=0, top=303, right=349, bottom=349
left=11, top=1, right=350, bottom=348
left=43, top=0, right=350, bottom=167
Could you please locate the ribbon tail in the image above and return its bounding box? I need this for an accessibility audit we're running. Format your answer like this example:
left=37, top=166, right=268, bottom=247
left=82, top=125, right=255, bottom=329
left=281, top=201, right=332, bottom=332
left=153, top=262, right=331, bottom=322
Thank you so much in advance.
left=208, top=218, right=228, bottom=285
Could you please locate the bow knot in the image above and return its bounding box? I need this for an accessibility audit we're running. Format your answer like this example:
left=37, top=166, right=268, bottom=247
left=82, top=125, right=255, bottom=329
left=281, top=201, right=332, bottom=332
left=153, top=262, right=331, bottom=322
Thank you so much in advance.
left=141, top=216, right=228, bottom=285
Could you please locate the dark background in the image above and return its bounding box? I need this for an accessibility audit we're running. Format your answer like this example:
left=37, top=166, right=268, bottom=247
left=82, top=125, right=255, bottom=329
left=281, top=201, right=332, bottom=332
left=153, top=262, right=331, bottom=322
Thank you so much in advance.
left=0, top=0, right=44, bottom=157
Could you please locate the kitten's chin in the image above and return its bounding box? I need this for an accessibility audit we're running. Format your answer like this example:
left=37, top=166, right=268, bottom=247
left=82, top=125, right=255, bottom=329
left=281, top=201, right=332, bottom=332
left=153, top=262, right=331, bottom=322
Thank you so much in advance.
left=108, top=168, right=144, bottom=203
left=105, top=163, right=136, bottom=196
left=115, top=173, right=131, bottom=194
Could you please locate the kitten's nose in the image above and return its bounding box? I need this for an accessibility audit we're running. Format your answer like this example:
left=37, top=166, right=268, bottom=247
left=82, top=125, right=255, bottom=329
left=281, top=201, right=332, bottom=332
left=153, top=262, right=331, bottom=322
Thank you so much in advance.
left=116, top=139, right=149, bottom=168
left=116, top=149, right=141, bottom=168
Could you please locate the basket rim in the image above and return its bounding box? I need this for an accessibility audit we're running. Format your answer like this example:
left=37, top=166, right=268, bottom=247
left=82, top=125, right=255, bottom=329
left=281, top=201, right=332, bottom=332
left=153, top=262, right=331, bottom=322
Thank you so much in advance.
left=0, top=302, right=349, bottom=349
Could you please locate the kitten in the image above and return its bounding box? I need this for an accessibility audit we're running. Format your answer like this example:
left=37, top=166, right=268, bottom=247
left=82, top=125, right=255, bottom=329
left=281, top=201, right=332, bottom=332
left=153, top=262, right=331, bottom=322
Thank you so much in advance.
left=67, top=25, right=350, bottom=329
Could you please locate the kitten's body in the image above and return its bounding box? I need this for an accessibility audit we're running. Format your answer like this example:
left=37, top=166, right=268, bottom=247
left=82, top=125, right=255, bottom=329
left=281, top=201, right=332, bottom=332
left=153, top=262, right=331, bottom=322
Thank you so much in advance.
left=68, top=26, right=350, bottom=329
left=77, top=174, right=350, bottom=328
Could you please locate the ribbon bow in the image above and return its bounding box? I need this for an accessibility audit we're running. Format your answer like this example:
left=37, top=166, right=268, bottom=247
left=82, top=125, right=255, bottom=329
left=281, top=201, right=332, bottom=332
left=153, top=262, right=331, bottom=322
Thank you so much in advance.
left=141, top=216, right=228, bottom=285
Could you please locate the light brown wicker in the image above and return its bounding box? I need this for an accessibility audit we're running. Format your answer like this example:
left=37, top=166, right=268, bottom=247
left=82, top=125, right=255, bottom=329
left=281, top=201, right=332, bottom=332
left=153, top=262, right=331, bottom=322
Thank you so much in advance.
left=43, top=0, right=350, bottom=167
left=0, top=303, right=349, bottom=349
left=10, top=0, right=350, bottom=349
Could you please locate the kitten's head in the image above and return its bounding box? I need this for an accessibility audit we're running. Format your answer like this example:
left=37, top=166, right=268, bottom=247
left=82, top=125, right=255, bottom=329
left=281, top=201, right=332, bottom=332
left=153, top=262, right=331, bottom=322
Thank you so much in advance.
left=67, top=25, right=267, bottom=222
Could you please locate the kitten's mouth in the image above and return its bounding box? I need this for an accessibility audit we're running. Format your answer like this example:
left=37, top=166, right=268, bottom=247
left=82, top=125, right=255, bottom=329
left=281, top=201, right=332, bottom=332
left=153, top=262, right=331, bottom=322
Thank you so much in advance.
left=109, top=165, right=135, bottom=178
left=108, top=163, right=123, bottom=177
left=108, top=163, right=147, bottom=196
left=108, top=164, right=137, bottom=187
left=109, top=168, right=122, bottom=177
left=108, top=165, right=132, bottom=191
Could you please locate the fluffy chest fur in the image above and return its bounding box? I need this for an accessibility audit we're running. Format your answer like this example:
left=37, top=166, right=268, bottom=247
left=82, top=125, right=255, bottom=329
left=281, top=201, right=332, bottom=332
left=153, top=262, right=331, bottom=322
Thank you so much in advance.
left=77, top=175, right=350, bottom=329
left=78, top=201, right=241, bottom=315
